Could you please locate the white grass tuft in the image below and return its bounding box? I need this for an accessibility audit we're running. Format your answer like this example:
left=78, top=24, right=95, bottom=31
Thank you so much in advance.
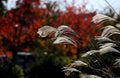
left=62, top=67, right=80, bottom=76
left=55, top=25, right=76, bottom=37
left=70, top=60, right=88, bottom=67
left=95, top=36, right=113, bottom=43
left=37, top=25, right=57, bottom=37
left=99, top=46, right=120, bottom=55
left=92, top=14, right=115, bottom=23
left=53, top=36, right=77, bottom=46
left=114, top=58, right=120, bottom=66
left=99, top=43, right=117, bottom=49
left=81, top=50, right=99, bottom=57
left=100, top=25, right=120, bottom=37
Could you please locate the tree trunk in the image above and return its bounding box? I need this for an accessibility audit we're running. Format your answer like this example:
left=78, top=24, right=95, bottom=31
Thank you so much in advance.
left=11, top=45, right=18, bottom=65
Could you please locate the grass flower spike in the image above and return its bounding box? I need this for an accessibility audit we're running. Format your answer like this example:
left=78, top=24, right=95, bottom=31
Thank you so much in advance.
left=92, top=14, right=115, bottom=23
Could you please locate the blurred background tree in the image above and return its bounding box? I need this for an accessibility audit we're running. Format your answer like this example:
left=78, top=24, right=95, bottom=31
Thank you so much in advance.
left=0, top=0, right=100, bottom=78
left=0, top=0, right=6, bottom=16
left=0, top=0, right=98, bottom=61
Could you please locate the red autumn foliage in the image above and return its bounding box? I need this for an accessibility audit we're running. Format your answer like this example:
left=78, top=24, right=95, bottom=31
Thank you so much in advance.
left=51, top=5, right=98, bottom=48
left=0, top=0, right=46, bottom=58
left=0, top=0, right=98, bottom=57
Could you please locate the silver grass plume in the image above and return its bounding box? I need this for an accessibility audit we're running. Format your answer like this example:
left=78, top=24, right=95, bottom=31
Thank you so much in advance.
left=99, top=43, right=117, bottom=49
left=54, top=25, right=76, bottom=38
left=98, top=46, right=120, bottom=55
left=92, top=14, right=115, bottom=23
left=81, top=50, right=99, bottom=57
left=116, top=23, right=120, bottom=28
left=114, top=58, right=120, bottom=66
left=95, top=36, right=113, bottom=43
left=53, top=36, right=77, bottom=46
left=37, top=25, right=77, bottom=46
left=37, top=25, right=75, bottom=38
left=37, top=25, right=57, bottom=37
left=82, top=46, right=120, bottom=56
left=62, top=67, right=80, bottom=76
left=80, top=74, right=102, bottom=78
left=100, top=25, right=120, bottom=37
left=70, top=60, right=88, bottom=67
